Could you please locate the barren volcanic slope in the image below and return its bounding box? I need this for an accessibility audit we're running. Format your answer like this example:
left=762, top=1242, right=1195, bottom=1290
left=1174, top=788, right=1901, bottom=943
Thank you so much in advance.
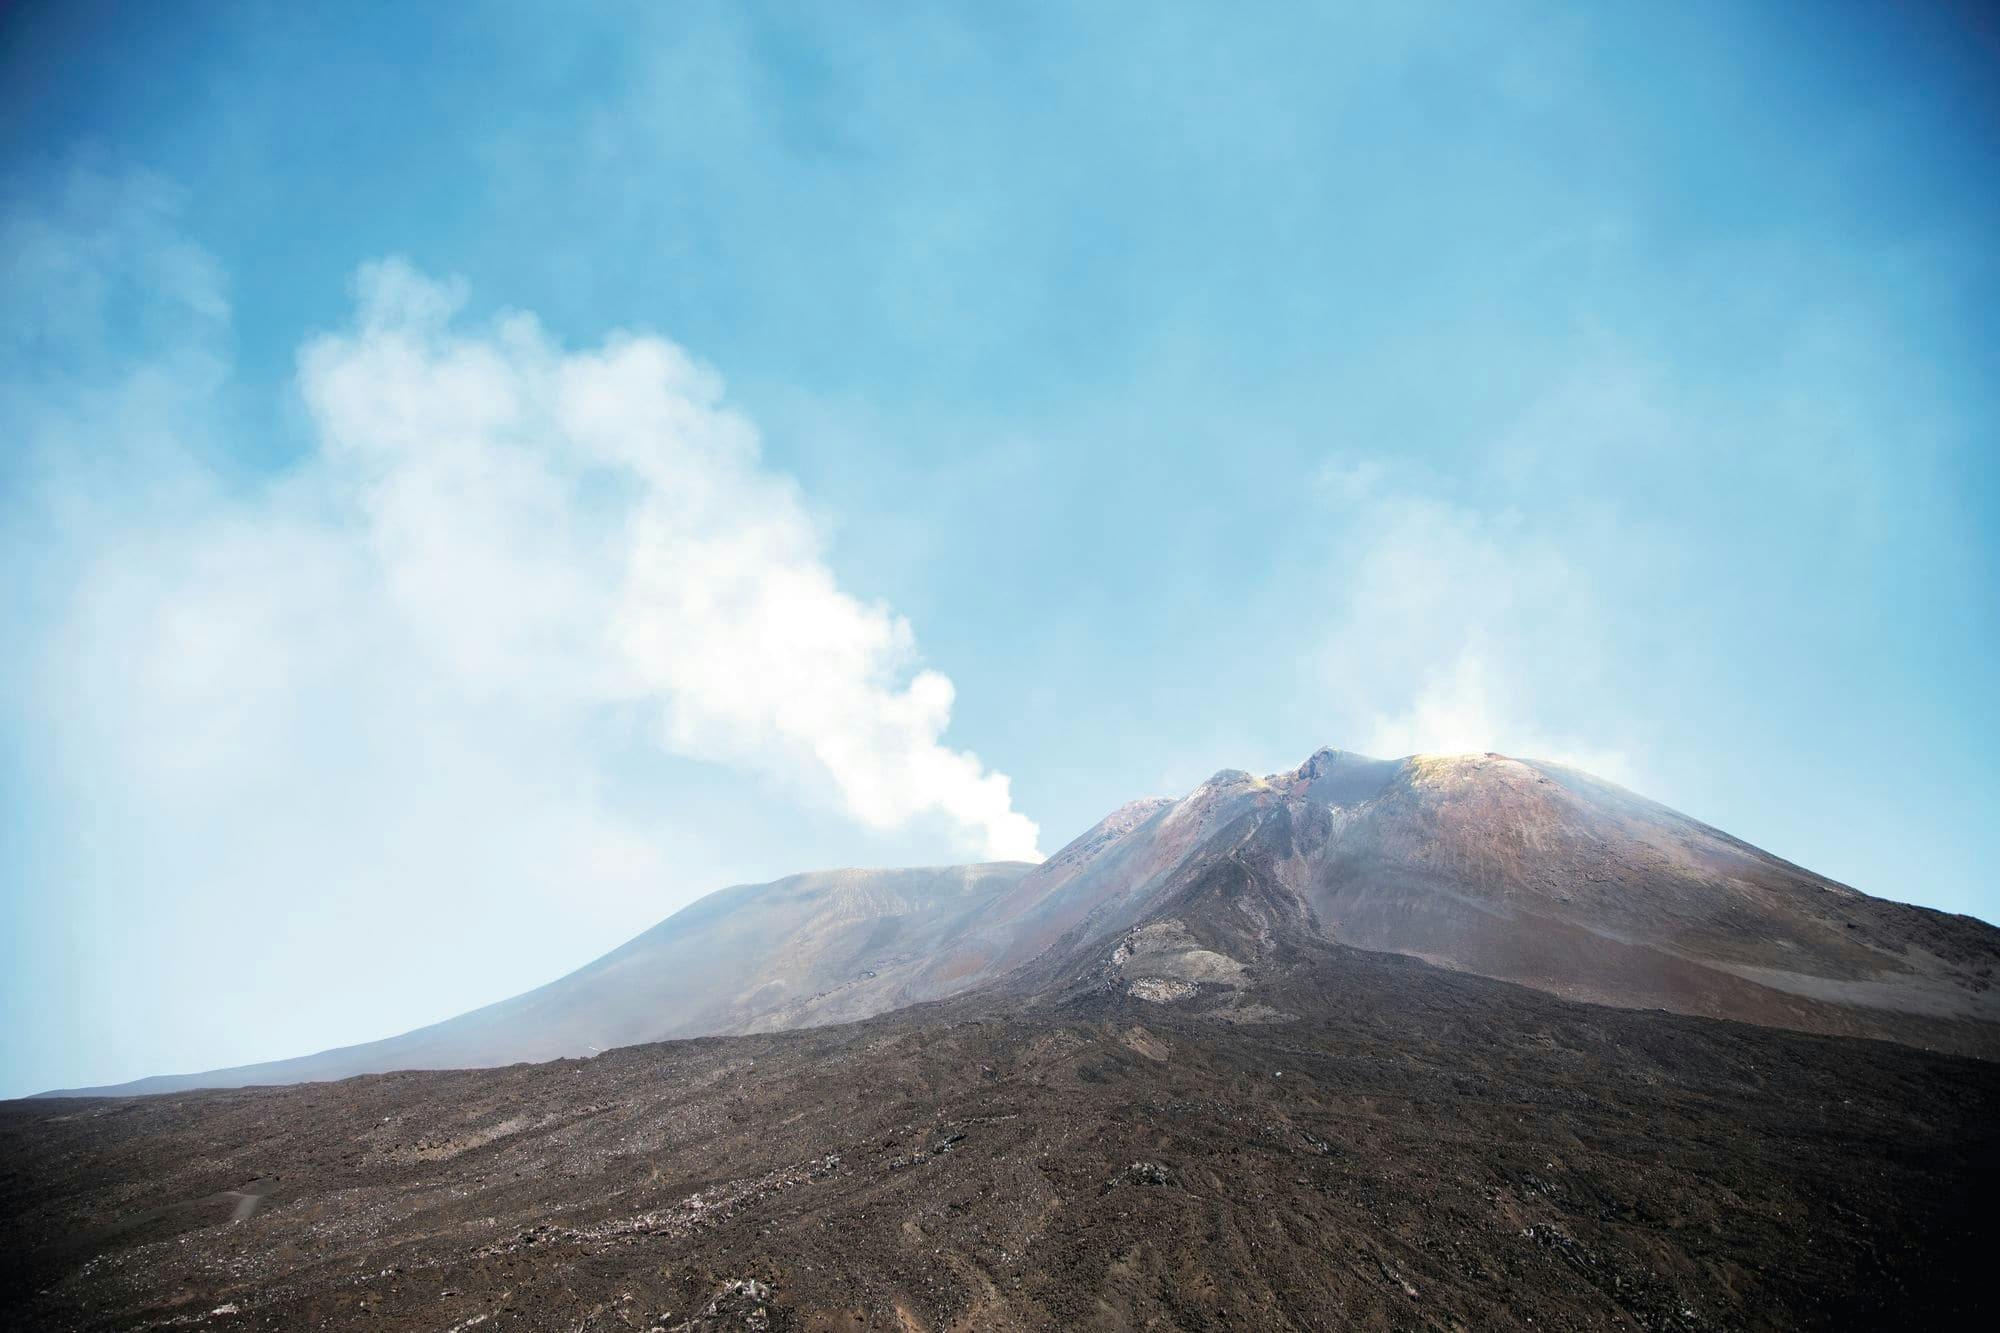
left=53, top=863, right=1041, bottom=1096
left=6, top=749, right=2000, bottom=1329
left=57, top=748, right=2000, bottom=1097
left=3, top=899, right=1997, bottom=1329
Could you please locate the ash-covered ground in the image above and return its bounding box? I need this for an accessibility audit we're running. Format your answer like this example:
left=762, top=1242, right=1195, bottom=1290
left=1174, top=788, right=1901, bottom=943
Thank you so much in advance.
left=4, top=940, right=1995, bottom=1332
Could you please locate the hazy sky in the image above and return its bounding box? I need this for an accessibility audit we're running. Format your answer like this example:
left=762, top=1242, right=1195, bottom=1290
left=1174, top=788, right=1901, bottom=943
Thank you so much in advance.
left=4, top=1, right=1997, bottom=1096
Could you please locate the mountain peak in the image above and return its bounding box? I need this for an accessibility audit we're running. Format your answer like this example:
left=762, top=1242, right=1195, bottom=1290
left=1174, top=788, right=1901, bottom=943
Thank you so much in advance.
left=60, top=741, right=2000, bottom=1098
left=1292, top=744, right=1378, bottom=776
left=1272, top=745, right=1403, bottom=807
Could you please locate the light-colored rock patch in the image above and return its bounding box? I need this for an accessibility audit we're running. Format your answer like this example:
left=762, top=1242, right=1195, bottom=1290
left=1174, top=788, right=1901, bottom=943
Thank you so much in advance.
left=1112, top=919, right=1251, bottom=1003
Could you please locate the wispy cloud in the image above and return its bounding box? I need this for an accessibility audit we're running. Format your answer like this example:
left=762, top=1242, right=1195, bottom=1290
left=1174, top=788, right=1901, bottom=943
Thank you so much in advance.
left=1312, top=454, right=1638, bottom=782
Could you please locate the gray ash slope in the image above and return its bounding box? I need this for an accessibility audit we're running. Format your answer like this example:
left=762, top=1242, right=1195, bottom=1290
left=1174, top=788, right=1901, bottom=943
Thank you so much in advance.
left=58, top=862, right=1041, bottom=1097
left=4, top=818, right=1997, bottom=1331
left=56, top=747, right=2000, bottom=1097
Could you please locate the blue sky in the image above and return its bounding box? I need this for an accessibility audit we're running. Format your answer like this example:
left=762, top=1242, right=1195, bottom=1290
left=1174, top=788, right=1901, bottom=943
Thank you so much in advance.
left=3, top=1, right=1996, bottom=1096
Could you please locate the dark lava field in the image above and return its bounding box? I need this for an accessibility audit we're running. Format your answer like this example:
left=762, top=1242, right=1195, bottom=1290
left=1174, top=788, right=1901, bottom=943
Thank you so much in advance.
left=4, top=938, right=1995, bottom=1332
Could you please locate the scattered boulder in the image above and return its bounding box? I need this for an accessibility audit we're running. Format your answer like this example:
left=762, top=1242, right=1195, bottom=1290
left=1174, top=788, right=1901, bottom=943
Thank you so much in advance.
left=1110, top=1160, right=1173, bottom=1187
left=668, top=1278, right=776, bottom=1332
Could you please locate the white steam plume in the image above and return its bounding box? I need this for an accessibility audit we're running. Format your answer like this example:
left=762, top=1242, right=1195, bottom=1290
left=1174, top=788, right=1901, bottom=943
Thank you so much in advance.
left=298, top=260, right=1041, bottom=861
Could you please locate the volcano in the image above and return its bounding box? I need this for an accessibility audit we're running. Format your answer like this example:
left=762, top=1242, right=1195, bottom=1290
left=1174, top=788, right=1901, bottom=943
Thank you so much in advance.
left=6, top=749, right=1998, bottom=1330
left=52, top=748, right=2000, bottom=1098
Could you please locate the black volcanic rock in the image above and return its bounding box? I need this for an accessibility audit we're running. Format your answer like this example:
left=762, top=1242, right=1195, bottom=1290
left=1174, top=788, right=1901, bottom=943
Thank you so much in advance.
left=3, top=934, right=1995, bottom=1330
left=6, top=748, right=2000, bottom=1328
